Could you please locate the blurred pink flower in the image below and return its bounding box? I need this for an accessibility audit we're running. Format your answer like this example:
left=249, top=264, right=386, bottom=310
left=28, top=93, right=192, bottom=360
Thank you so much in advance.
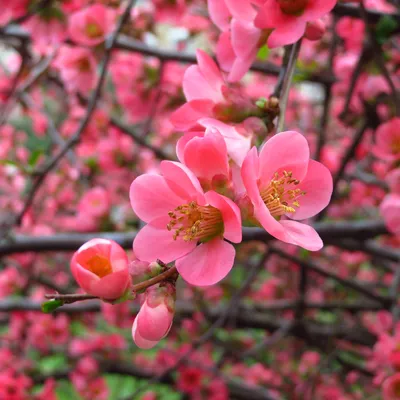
left=68, top=4, right=116, bottom=47
left=380, top=194, right=400, bottom=236
left=373, top=118, right=400, bottom=162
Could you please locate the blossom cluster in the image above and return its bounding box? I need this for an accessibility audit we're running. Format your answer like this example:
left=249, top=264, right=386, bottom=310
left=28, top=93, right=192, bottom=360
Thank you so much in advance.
left=0, top=0, right=399, bottom=399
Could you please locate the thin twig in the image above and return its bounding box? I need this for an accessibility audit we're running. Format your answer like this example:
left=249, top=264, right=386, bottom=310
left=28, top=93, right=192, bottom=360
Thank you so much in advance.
left=277, top=39, right=302, bottom=132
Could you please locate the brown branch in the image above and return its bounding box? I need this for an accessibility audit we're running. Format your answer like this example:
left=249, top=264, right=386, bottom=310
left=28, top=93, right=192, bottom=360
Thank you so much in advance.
left=44, top=265, right=177, bottom=304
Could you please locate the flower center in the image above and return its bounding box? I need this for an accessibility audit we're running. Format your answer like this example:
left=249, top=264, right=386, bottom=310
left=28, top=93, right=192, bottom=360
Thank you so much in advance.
left=277, top=0, right=308, bottom=15
left=167, top=202, right=223, bottom=242
left=260, top=170, right=306, bottom=218
left=86, top=254, right=112, bottom=278
left=86, top=23, right=103, bottom=39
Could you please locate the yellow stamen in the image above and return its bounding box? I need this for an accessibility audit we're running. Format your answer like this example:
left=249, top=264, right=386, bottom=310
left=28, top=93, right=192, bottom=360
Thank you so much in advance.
left=86, top=254, right=112, bottom=278
left=260, top=170, right=306, bottom=218
left=167, top=201, right=223, bottom=242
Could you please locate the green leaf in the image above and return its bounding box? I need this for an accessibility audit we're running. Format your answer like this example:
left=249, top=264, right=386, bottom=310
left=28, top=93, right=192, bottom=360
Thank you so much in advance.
left=28, top=149, right=43, bottom=167
left=257, top=45, right=270, bottom=61
left=376, top=15, right=398, bottom=45
left=70, top=321, right=87, bottom=336
left=41, top=299, right=64, bottom=313
left=38, top=354, right=67, bottom=374
left=56, top=381, right=82, bottom=400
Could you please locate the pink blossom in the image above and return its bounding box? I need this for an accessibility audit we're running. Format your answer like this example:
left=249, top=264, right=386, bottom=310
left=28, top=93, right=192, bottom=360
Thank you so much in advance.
left=77, top=186, right=111, bottom=219
left=373, top=118, right=400, bottom=162
left=381, top=194, right=400, bottom=236
left=255, top=0, right=337, bottom=48
left=132, top=284, right=175, bottom=349
left=241, top=131, right=332, bottom=251
left=383, top=373, right=400, bottom=400
left=68, top=4, right=116, bottom=47
left=176, top=127, right=230, bottom=189
left=71, top=238, right=131, bottom=300
left=130, top=161, right=242, bottom=286
left=53, top=45, right=96, bottom=94
left=23, top=14, right=67, bottom=53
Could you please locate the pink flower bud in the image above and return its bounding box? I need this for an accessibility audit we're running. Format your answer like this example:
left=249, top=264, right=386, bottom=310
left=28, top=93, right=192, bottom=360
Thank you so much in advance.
left=71, top=238, right=131, bottom=300
left=305, top=19, right=326, bottom=41
left=129, top=260, right=162, bottom=281
left=132, top=284, right=175, bottom=348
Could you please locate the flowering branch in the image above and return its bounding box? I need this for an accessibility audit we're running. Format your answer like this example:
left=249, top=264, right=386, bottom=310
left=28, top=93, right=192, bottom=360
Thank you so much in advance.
left=44, top=264, right=177, bottom=306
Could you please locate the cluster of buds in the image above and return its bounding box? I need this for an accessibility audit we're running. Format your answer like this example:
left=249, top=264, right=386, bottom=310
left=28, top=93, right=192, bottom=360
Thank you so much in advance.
left=69, top=239, right=177, bottom=349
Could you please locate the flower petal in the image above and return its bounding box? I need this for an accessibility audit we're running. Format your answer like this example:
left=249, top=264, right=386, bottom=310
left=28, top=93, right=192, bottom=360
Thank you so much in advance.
left=133, top=218, right=196, bottom=263
left=130, top=174, right=185, bottom=223
left=176, top=239, right=235, bottom=286
left=259, top=131, right=310, bottom=183
left=160, top=161, right=205, bottom=203
left=241, top=147, right=262, bottom=205
left=137, top=302, right=172, bottom=341
left=170, top=99, right=215, bottom=130
left=132, top=317, right=159, bottom=349
left=280, top=220, right=323, bottom=251
left=206, top=191, right=242, bottom=243
left=290, top=160, right=333, bottom=220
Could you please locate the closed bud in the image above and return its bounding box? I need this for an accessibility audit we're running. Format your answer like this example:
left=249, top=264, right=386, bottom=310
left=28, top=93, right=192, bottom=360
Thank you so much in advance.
left=304, top=19, right=326, bottom=41
left=71, top=239, right=131, bottom=300
left=132, top=283, right=176, bottom=349
left=129, top=260, right=163, bottom=281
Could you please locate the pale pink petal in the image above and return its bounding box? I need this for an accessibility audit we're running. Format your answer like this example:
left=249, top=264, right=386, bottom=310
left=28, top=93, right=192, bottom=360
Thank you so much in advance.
left=231, top=19, right=261, bottom=60
left=208, top=0, right=231, bottom=31
left=132, top=317, right=159, bottom=349
left=133, top=219, right=197, bottom=263
left=290, top=160, right=333, bottom=220
left=160, top=161, right=205, bottom=203
left=241, top=147, right=262, bottom=205
left=89, top=269, right=130, bottom=299
left=227, top=50, right=257, bottom=82
left=280, top=220, right=324, bottom=251
left=183, top=63, right=223, bottom=103
left=259, top=131, right=310, bottom=182
left=216, top=31, right=235, bottom=72
left=199, top=118, right=252, bottom=166
left=170, top=99, right=215, bottom=130
left=267, top=21, right=307, bottom=48
left=176, top=131, right=204, bottom=163
left=130, top=174, right=185, bottom=223
left=196, top=50, right=224, bottom=97
left=225, top=0, right=257, bottom=21
left=176, top=239, right=235, bottom=286
left=205, top=191, right=242, bottom=243
left=137, top=302, right=172, bottom=341
left=182, top=129, right=229, bottom=182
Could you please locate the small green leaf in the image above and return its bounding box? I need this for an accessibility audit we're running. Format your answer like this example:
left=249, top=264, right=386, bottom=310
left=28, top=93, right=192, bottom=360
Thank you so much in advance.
left=257, top=45, right=270, bottom=61
left=41, top=299, right=64, bottom=313
left=38, top=354, right=67, bottom=374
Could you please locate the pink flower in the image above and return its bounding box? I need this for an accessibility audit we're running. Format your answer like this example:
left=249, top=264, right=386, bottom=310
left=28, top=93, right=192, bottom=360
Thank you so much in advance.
left=130, top=161, right=242, bottom=286
left=383, top=373, right=400, bottom=400
left=132, top=283, right=175, bottom=349
left=255, top=0, right=337, bottom=48
left=241, top=131, right=332, bottom=251
left=53, top=45, right=96, bottom=94
left=208, top=0, right=261, bottom=81
left=77, top=186, right=111, bottom=219
left=68, top=4, right=116, bottom=47
left=380, top=194, right=400, bottom=236
left=176, top=127, right=230, bottom=188
left=71, top=238, right=131, bottom=300
left=373, top=118, right=400, bottom=162
left=170, top=49, right=225, bottom=129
